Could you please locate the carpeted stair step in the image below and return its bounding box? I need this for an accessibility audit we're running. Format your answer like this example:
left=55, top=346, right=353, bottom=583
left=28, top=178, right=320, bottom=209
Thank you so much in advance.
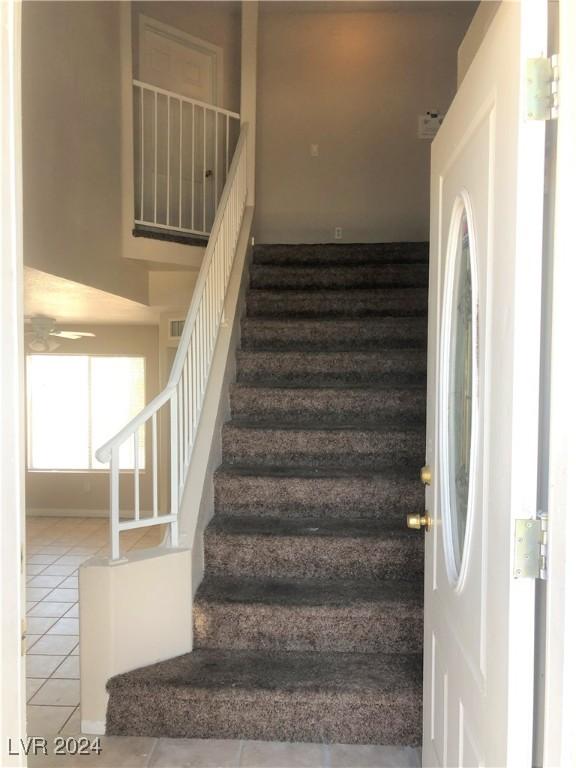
left=250, top=263, right=428, bottom=290
left=252, top=242, right=429, bottom=266
left=106, top=647, right=423, bottom=745
left=229, top=385, right=426, bottom=427
left=194, top=576, right=423, bottom=654
left=236, top=349, right=427, bottom=388
left=214, top=466, right=424, bottom=520
left=222, top=423, right=424, bottom=471
left=204, top=517, right=424, bottom=581
left=241, top=317, right=427, bottom=351
left=246, top=288, right=428, bottom=318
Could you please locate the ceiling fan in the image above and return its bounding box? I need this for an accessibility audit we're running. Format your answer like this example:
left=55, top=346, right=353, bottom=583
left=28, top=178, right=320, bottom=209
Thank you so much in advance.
left=25, top=316, right=95, bottom=352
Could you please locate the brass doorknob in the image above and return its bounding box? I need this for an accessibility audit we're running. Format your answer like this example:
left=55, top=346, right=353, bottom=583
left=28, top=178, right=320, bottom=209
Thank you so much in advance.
left=420, top=465, right=432, bottom=485
left=407, top=513, right=432, bottom=532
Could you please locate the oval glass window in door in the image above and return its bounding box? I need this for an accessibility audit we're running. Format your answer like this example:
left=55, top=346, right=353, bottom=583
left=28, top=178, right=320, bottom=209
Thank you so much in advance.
left=441, top=195, right=478, bottom=584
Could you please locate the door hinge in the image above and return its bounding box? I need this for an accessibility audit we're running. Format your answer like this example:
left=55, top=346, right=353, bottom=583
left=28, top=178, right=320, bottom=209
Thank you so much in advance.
left=526, top=55, right=559, bottom=121
left=513, top=515, right=548, bottom=580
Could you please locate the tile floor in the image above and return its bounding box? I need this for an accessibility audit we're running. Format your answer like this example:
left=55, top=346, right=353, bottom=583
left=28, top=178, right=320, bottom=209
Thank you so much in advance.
left=25, top=516, right=422, bottom=767
left=26, top=516, right=163, bottom=738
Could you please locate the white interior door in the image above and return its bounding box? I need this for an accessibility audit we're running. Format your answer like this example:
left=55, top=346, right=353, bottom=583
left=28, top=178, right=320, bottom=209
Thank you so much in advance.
left=422, top=3, right=547, bottom=767
left=138, top=16, right=222, bottom=231
left=139, top=16, right=220, bottom=105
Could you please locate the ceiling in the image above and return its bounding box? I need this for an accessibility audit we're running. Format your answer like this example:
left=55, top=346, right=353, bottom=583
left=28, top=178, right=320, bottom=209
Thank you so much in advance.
left=24, top=267, right=161, bottom=326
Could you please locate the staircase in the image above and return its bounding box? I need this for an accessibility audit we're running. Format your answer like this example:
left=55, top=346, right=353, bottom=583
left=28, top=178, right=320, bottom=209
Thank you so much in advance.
left=106, top=242, right=428, bottom=746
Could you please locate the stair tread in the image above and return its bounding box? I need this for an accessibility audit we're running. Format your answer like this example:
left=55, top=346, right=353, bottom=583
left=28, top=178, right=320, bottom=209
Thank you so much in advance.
left=107, top=647, right=422, bottom=696
left=230, top=383, right=427, bottom=394
left=243, top=317, right=427, bottom=328
left=224, top=421, right=425, bottom=434
left=215, top=463, right=422, bottom=480
left=207, top=515, right=414, bottom=540
left=196, top=575, right=423, bottom=608
left=253, top=242, right=429, bottom=266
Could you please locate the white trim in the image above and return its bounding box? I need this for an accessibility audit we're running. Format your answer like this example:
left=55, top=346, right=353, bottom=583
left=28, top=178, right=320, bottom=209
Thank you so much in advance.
left=0, top=1, right=26, bottom=763
left=542, top=0, right=576, bottom=765
left=80, top=720, right=106, bottom=736
left=27, top=509, right=154, bottom=519
left=138, top=14, right=223, bottom=108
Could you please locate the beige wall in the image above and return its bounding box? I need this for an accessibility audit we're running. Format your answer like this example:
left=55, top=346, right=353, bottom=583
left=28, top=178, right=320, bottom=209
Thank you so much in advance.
left=458, top=1, right=501, bottom=86
left=25, top=325, right=160, bottom=515
left=255, top=2, right=477, bottom=244
left=22, top=1, right=150, bottom=304
left=131, top=1, right=241, bottom=113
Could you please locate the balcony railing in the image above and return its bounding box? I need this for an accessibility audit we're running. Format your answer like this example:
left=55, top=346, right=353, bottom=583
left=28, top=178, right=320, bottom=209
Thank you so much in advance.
left=133, top=80, right=241, bottom=238
left=96, top=125, right=249, bottom=560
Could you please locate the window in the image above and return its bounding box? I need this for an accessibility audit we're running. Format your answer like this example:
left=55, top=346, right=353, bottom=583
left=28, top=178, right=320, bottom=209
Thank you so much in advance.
left=27, top=355, right=146, bottom=470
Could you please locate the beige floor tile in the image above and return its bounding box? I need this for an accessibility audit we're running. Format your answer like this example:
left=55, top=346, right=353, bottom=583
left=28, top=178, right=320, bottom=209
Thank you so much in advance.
left=57, top=706, right=81, bottom=736
left=57, top=555, right=92, bottom=566
left=28, top=555, right=60, bottom=565
left=52, top=656, right=79, bottom=679
left=67, top=546, right=100, bottom=555
left=30, top=635, right=79, bottom=655
left=27, top=654, right=67, bottom=678
left=150, top=738, right=242, bottom=768
left=42, top=564, right=78, bottom=577
left=26, top=705, right=75, bottom=737
left=64, top=604, right=79, bottom=618
left=240, top=740, right=324, bottom=768
left=59, top=577, right=79, bottom=589
left=29, top=602, right=73, bottom=618
left=26, top=678, right=46, bottom=702
left=329, top=744, right=421, bottom=768
left=27, top=563, right=49, bottom=576
left=26, top=635, right=42, bottom=651
left=27, top=587, right=53, bottom=602
left=48, top=618, right=79, bottom=636
left=29, top=678, right=80, bottom=707
left=47, top=589, right=78, bottom=603
left=27, top=616, right=59, bottom=635
left=28, top=575, right=67, bottom=589
left=36, top=546, right=72, bottom=555
left=29, top=736, right=156, bottom=767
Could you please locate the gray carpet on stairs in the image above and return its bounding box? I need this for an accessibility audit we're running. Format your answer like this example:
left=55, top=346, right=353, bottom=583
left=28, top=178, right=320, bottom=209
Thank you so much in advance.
left=106, top=242, right=428, bottom=746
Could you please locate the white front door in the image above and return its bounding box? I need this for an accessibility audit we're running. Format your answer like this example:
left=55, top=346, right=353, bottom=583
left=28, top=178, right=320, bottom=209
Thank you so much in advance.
left=422, top=3, right=547, bottom=766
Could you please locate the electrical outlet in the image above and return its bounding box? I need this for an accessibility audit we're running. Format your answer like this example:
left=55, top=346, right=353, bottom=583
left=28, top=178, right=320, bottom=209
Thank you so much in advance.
left=310, top=144, right=319, bottom=157
left=334, top=227, right=343, bottom=240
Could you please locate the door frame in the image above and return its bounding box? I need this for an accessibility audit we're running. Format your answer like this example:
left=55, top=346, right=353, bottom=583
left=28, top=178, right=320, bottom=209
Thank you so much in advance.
left=137, top=14, right=224, bottom=107
left=0, top=0, right=26, bottom=764
left=541, top=0, right=576, bottom=765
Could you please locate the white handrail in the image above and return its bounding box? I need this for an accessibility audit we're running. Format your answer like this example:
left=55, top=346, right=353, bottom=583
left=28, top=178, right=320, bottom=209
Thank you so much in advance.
left=133, top=80, right=241, bottom=119
left=97, top=125, right=249, bottom=560
left=133, top=79, right=241, bottom=237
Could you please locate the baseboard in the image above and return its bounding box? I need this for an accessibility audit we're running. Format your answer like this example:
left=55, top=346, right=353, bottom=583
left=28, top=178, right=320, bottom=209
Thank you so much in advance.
left=26, top=509, right=152, bottom=519
left=81, top=720, right=106, bottom=736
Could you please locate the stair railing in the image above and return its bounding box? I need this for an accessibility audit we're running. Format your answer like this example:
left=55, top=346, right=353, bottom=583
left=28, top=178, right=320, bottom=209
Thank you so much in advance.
left=96, top=125, right=249, bottom=560
left=133, top=79, right=241, bottom=237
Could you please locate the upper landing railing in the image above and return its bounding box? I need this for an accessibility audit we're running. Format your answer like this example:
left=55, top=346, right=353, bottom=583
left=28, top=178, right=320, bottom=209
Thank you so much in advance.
left=96, top=126, right=249, bottom=559
left=133, top=80, right=241, bottom=238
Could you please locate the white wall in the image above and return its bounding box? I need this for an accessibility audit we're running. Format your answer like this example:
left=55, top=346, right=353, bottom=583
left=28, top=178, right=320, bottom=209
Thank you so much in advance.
left=458, top=1, right=501, bottom=86
left=255, top=1, right=476, bottom=244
